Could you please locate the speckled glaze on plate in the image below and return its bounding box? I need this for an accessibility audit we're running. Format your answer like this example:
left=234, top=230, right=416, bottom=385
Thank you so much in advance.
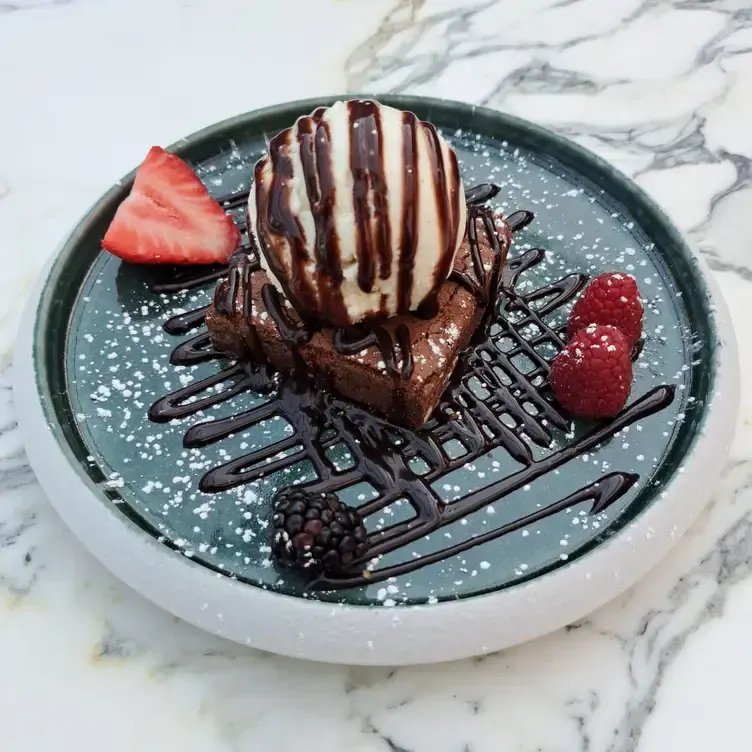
left=14, top=96, right=738, bottom=664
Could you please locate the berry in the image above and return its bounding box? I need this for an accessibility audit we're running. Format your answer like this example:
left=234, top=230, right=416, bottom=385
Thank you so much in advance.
left=102, top=146, right=240, bottom=265
left=567, top=272, right=643, bottom=347
left=549, top=324, right=632, bottom=418
left=271, top=488, right=369, bottom=575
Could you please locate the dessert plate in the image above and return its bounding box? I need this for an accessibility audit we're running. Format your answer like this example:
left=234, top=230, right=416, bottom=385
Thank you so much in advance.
left=14, top=95, right=738, bottom=664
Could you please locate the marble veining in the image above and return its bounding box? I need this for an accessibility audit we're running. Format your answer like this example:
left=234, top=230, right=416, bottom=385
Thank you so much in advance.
left=0, top=1, right=69, bottom=12
left=2, top=0, right=752, bottom=749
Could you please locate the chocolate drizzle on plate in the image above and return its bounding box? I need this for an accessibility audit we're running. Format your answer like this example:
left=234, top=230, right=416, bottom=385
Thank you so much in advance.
left=163, top=305, right=210, bottom=336
left=150, top=264, right=229, bottom=295
left=147, top=181, right=676, bottom=589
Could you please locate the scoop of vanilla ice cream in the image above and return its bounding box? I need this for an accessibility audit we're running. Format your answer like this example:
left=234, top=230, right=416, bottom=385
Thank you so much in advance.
left=248, top=99, right=466, bottom=327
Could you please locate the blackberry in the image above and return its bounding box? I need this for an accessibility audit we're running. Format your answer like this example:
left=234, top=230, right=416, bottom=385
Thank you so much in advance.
left=271, top=488, right=369, bottom=575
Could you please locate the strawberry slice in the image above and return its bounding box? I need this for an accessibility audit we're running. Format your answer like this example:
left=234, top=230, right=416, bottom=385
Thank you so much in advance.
left=102, top=146, right=240, bottom=265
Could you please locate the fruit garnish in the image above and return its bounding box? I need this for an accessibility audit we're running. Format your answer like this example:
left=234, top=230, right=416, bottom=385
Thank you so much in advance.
left=567, top=272, right=643, bottom=347
left=102, top=146, right=240, bottom=265
left=549, top=324, right=632, bottom=418
left=271, top=488, right=369, bottom=575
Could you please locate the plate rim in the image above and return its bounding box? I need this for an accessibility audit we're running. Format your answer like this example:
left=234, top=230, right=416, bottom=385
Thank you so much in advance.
left=13, top=95, right=740, bottom=664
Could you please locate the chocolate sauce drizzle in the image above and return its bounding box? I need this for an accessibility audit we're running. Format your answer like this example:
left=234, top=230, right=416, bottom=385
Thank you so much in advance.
left=148, top=186, right=676, bottom=589
left=163, top=306, right=210, bottom=336
left=349, top=100, right=390, bottom=292
left=419, top=121, right=463, bottom=317
left=151, top=265, right=229, bottom=295
left=333, top=323, right=414, bottom=381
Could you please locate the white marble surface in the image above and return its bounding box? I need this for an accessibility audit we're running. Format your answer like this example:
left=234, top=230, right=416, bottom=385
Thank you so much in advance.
left=2, top=0, right=752, bottom=749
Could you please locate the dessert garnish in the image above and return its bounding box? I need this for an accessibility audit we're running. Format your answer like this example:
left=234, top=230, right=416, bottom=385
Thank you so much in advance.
left=547, top=272, right=644, bottom=418
left=97, top=99, right=680, bottom=590
left=567, top=272, right=643, bottom=347
left=271, top=489, right=370, bottom=575
left=549, top=324, right=633, bottom=418
left=102, top=146, right=240, bottom=265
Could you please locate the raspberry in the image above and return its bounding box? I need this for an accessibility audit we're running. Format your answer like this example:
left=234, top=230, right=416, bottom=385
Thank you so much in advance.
left=549, top=324, right=632, bottom=418
left=567, top=272, right=643, bottom=347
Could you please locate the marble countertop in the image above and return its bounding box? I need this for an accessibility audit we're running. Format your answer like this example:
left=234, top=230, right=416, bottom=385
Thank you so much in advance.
left=2, top=0, right=751, bottom=749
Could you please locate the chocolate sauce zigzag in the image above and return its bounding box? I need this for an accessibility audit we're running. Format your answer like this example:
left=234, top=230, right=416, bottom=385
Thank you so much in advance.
left=317, top=385, right=673, bottom=588
left=316, top=471, right=641, bottom=589
left=163, top=306, right=210, bottom=336
left=149, top=244, right=255, bottom=296
left=151, top=265, right=229, bottom=295
left=169, top=332, right=222, bottom=366
left=147, top=183, right=677, bottom=591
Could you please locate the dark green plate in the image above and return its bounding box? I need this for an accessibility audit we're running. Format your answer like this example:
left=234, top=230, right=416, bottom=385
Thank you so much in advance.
left=32, top=96, right=724, bottom=611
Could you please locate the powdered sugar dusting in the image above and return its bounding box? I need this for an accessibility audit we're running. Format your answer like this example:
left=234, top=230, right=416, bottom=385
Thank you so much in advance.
left=63, top=124, right=701, bottom=606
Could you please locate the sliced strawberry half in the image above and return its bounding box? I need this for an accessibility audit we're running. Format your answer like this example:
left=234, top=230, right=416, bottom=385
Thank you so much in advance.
left=102, top=146, right=240, bottom=265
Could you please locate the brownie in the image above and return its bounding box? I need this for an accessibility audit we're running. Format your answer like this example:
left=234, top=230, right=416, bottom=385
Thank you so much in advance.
left=206, top=228, right=506, bottom=428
